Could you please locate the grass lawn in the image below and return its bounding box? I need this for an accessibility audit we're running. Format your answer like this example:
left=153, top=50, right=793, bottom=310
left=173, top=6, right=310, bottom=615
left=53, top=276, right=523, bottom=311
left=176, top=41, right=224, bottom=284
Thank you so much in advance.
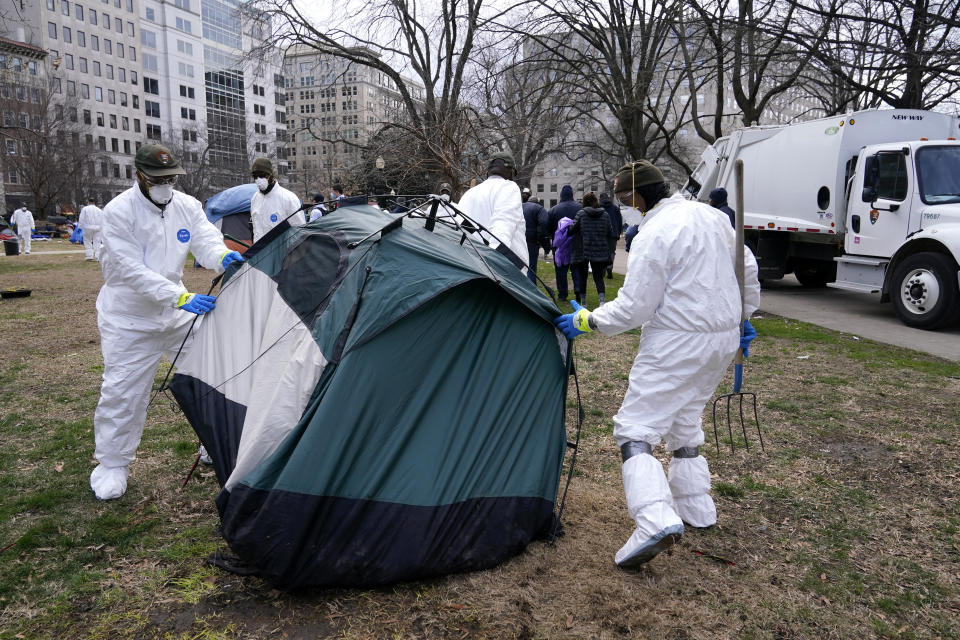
left=0, top=251, right=958, bottom=639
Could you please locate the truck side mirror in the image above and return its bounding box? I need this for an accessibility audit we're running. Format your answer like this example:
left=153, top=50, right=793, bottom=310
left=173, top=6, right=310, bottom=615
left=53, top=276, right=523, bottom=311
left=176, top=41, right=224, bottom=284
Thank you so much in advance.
left=861, top=185, right=877, bottom=203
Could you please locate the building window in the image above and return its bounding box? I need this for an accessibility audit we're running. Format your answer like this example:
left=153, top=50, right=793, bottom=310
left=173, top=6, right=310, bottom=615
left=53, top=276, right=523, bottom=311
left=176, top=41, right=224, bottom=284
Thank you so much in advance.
left=106, top=64, right=114, bottom=80
left=122, top=117, right=129, bottom=131
left=176, top=40, right=193, bottom=56
left=111, top=137, right=118, bottom=151
left=134, top=118, right=140, bottom=132
left=76, top=4, right=84, bottom=19
left=123, top=139, right=130, bottom=152
left=146, top=123, right=161, bottom=140
left=119, top=91, right=127, bottom=106
left=81, top=83, right=90, bottom=99
left=104, top=39, right=112, bottom=54
left=127, top=21, right=134, bottom=36
left=93, top=61, right=101, bottom=76
left=67, top=79, right=76, bottom=96
left=48, top=22, right=57, bottom=39
left=143, top=54, right=158, bottom=72
left=79, top=57, right=87, bottom=73
left=95, top=86, right=103, bottom=101
left=145, top=100, right=160, bottom=117
left=118, top=67, right=126, bottom=82
left=77, top=30, right=86, bottom=47
left=96, top=111, right=104, bottom=126
left=145, top=7, right=154, bottom=21
left=46, top=0, right=55, bottom=10
left=141, top=29, right=156, bottom=49
left=91, top=35, right=99, bottom=51
left=83, top=109, right=91, bottom=125
left=65, top=53, right=74, bottom=70
left=62, top=0, right=70, bottom=15
left=108, top=89, right=115, bottom=104
left=175, top=17, right=192, bottom=33
left=90, top=9, right=97, bottom=25
left=115, top=17, right=122, bottom=32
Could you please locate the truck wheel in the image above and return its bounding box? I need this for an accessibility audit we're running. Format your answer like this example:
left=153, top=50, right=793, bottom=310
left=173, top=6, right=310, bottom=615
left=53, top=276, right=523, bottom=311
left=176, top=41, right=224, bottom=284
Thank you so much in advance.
left=890, top=252, right=960, bottom=329
left=794, top=260, right=837, bottom=288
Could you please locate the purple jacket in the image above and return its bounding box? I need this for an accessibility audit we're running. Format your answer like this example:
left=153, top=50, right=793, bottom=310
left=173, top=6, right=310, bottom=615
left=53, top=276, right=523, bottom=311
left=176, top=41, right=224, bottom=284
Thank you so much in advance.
left=553, top=217, right=575, bottom=267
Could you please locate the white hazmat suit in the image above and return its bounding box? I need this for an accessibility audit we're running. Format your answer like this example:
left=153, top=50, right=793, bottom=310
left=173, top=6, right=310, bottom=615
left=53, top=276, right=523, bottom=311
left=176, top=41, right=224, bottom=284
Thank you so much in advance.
left=456, top=175, right=528, bottom=267
left=10, top=207, right=34, bottom=254
left=91, top=185, right=230, bottom=500
left=587, top=193, right=760, bottom=566
left=250, top=182, right=304, bottom=243
left=78, top=203, right=104, bottom=260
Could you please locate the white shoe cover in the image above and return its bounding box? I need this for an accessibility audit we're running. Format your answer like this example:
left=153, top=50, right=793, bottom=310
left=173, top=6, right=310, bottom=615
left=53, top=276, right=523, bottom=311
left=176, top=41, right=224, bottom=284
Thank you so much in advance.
left=615, top=453, right=684, bottom=567
left=198, top=445, right=213, bottom=465
left=90, top=464, right=128, bottom=500
left=668, top=455, right=717, bottom=528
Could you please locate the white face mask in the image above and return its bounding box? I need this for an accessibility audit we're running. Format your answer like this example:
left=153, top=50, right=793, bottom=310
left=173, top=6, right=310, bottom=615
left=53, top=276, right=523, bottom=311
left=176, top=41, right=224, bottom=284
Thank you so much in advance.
left=329, top=192, right=335, bottom=199
left=440, top=193, right=450, bottom=203
left=255, top=177, right=270, bottom=191
left=149, top=184, right=174, bottom=204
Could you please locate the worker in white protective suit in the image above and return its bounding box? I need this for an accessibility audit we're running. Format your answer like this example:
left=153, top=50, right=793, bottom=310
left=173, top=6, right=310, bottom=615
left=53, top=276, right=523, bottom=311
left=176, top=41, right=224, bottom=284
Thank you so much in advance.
left=555, top=160, right=760, bottom=567
left=78, top=197, right=104, bottom=261
left=456, top=152, right=528, bottom=269
left=10, top=203, right=35, bottom=254
left=249, top=157, right=304, bottom=243
left=89, top=144, right=244, bottom=501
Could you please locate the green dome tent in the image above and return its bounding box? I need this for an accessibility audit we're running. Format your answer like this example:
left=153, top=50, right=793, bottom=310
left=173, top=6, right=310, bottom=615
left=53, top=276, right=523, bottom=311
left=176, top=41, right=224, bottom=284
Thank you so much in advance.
left=169, top=203, right=570, bottom=588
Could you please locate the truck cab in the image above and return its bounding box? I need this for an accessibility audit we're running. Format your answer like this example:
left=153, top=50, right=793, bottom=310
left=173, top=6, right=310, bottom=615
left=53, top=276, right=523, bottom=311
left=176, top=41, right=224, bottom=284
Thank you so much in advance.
left=838, top=141, right=960, bottom=328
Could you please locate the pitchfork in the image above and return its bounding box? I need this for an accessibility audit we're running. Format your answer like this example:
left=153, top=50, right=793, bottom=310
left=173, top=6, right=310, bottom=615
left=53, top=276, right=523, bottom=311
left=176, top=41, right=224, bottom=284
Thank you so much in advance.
left=712, top=159, right=764, bottom=453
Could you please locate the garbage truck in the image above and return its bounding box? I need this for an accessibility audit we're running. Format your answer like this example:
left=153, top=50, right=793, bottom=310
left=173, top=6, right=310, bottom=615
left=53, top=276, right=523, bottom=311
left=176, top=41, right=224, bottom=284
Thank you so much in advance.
left=684, top=108, right=960, bottom=329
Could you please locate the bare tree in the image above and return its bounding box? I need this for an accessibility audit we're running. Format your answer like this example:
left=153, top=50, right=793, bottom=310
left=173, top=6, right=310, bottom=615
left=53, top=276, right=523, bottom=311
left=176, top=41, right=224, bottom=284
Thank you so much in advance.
left=468, top=35, right=574, bottom=189
left=252, top=0, right=501, bottom=193
left=0, top=77, right=101, bottom=216
left=165, top=125, right=217, bottom=202
left=672, top=0, right=836, bottom=139
left=807, top=0, right=960, bottom=111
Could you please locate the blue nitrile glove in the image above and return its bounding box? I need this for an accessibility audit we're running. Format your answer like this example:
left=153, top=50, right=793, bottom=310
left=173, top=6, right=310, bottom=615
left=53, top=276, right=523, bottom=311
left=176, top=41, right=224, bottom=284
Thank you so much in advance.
left=220, top=250, right=244, bottom=269
left=553, top=300, right=593, bottom=340
left=177, top=292, right=216, bottom=315
left=740, top=319, right=756, bottom=357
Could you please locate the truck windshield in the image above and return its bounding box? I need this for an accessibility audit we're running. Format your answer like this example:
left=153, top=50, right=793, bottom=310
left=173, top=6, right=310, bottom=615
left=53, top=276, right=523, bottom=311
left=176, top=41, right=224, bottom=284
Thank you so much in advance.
left=916, top=146, right=960, bottom=204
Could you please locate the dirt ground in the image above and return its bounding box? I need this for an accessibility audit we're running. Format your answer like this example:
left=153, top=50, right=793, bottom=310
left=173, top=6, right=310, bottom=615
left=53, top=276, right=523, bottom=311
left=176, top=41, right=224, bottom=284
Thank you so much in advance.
left=1, top=247, right=959, bottom=640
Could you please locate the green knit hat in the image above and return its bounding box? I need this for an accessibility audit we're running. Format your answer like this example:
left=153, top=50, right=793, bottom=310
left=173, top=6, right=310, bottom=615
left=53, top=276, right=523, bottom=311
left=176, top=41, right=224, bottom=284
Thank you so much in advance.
left=251, top=157, right=274, bottom=177
left=613, top=160, right=664, bottom=194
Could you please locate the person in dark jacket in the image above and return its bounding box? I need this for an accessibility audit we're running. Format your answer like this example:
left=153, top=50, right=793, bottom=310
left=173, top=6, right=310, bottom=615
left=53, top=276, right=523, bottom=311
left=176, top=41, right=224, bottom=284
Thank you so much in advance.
left=709, top=188, right=736, bottom=228
left=599, top=193, right=623, bottom=278
left=535, top=197, right=552, bottom=259
left=521, top=188, right=548, bottom=283
left=547, top=185, right=581, bottom=300
left=390, top=196, right=409, bottom=214
left=569, top=192, right=616, bottom=305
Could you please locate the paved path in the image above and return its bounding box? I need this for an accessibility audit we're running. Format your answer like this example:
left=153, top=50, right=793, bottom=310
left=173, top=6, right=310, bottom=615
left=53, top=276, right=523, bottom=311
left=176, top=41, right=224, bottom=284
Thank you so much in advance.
left=611, top=239, right=960, bottom=362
